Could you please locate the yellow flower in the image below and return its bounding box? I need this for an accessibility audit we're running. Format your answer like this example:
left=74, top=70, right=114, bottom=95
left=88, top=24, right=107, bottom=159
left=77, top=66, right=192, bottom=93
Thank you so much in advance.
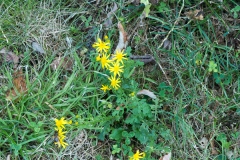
left=104, top=35, right=110, bottom=43
left=92, top=38, right=110, bottom=53
left=54, top=117, right=71, bottom=149
left=113, top=50, right=127, bottom=64
left=96, top=54, right=101, bottom=61
left=55, top=128, right=68, bottom=148
left=195, top=60, right=202, bottom=65
left=129, top=92, right=135, bottom=97
left=68, top=120, right=72, bottom=124
left=109, top=62, right=124, bottom=77
left=101, top=85, right=110, bottom=92
left=108, top=76, right=121, bottom=90
left=100, top=53, right=111, bottom=69
left=55, top=117, right=70, bottom=129
left=129, top=150, right=145, bottom=160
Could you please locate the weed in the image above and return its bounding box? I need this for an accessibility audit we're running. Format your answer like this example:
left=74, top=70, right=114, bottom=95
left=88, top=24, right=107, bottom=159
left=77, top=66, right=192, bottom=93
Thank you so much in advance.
left=0, top=0, right=240, bottom=159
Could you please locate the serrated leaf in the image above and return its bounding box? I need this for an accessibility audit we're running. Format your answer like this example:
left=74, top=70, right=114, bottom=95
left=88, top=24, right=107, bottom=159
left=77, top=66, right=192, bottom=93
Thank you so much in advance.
left=125, top=115, right=138, bottom=124
left=110, top=128, right=124, bottom=141
left=141, top=105, right=151, bottom=116
left=135, top=130, right=148, bottom=144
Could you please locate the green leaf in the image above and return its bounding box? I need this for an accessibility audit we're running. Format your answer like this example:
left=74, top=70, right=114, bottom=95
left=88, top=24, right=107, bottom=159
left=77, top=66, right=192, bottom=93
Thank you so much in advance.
left=208, top=61, right=218, bottom=72
left=112, top=144, right=121, bottom=154
left=125, top=138, right=131, bottom=145
left=143, top=4, right=151, bottom=17
left=140, top=0, right=151, bottom=17
left=122, top=144, right=132, bottom=155
left=158, top=2, right=169, bottom=12
left=135, top=130, right=148, bottom=144
left=222, top=141, right=231, bottom=149
left=122, top=131, right=129, bottom=137
left=231, top=132, right=240, bottom=139
left=160, top=128, right=171, bottom=141
left=10, top=143, right=22, bottom=156
left=196, top=53, right=203, bottom=59
left=216, top=154, right=227, bottom=160
left=233, top=12, right=238, bottom=18
left=216, top=133, right=231, bottom=149
left=140, top=0, right=149, bottom=5
left=128, top=131, right=135, bottom=137
left=34, top=127, right=40, bottom=133
left=125, top=114, right=138, bottom=124
left=213, top=73, right=224, bottom=84
left=123, top=59, right=143, bottom=78
left=231, top=6, right=240, bottom=19
left=98, top=130, right=106, bottom=141
left=110, top=128, right=124, bottom=141
left=216, top=133, right=227, bottom=141
left=141, top=104, right=151, bottom=116
left=95, top=155, right=103, bottom=160
left=223, top=74, right=232, bottom=85
left=29, top=122, right=37, bottom=127
left=125, top=46, right=132, bottom=56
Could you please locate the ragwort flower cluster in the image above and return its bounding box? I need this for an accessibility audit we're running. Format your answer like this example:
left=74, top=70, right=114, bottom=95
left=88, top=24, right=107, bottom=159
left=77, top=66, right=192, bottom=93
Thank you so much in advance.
left=54, top=117, right=72, bottom=149
left=92, top=36, right=128, bottom=91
